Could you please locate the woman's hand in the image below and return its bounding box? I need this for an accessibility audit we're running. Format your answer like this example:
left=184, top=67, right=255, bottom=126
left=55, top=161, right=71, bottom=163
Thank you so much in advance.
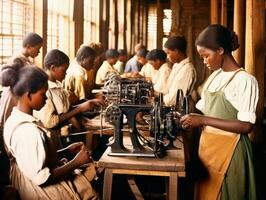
left=67, top=142, right=84, bottom=154
left=73, top=146, right=92, bottom=166
left=180, top=113, right=205, bottom=130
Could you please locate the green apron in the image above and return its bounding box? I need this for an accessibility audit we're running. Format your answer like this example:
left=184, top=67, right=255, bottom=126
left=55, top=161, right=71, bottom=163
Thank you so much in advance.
left=195, top=69, right=256, bottom=200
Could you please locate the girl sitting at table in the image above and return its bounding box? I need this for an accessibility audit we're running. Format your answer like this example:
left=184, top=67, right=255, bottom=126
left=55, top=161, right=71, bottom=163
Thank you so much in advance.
left=2, top=64, right=98, bottom=199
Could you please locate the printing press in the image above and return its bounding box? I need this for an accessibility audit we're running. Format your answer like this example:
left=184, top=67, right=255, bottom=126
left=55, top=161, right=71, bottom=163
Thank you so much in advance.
left=102, top=74, right=190, bottom=158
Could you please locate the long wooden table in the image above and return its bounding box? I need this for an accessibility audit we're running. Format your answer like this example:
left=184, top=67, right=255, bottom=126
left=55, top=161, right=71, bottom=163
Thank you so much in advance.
left=98, top=137, right=186, bottom=200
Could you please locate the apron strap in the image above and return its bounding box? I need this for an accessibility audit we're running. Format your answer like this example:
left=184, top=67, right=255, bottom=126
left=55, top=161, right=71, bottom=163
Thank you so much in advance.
left=219, top=68, right=245, bottom=91
left=206, top=68, right=244, bottom=91
left=205, top=69, right=222, bottom=90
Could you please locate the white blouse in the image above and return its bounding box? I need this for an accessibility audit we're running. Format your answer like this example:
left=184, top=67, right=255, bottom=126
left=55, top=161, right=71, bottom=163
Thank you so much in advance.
left=153, top=62, right=171, bottom=93
left=4, top=108, right=51, bottom=185
left=139, top=63, right=156, bottom=82
left=96, top=61, right=117, bottom=84
left=163, top=57, right=196, bottom=106
left=196, top=68, right=259, bottom=123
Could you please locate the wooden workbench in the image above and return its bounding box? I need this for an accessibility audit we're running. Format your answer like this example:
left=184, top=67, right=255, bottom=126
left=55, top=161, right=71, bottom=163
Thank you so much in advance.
left=98, top=137, right=185, bottom=200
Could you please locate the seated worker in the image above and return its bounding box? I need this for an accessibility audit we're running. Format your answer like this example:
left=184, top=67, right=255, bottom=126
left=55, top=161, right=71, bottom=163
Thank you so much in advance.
left=2, top=65, right=98, bottom=200
left=88, top=42, right=105, bottom=73
left=9, top=32, right=43, bottom=65
left=136, top=49, right=151, bottom=77
left=163, top=36, right=197, bottom=106
left=146, top=49, right=172, bottom=93
left=85, top=42, right=105, bottom=98
left=95, top=49, right=119, bottom=85
left=122, top=48, right=149, bottom=78
left=64, top=46, right=96, bottom=103
left=1, top=32, right=43, bottom=132
left=114, top=49, right=127, bottom=74
left=34, top=50, right=103, bottom=148
left=124, top=43, right=146, bottom=73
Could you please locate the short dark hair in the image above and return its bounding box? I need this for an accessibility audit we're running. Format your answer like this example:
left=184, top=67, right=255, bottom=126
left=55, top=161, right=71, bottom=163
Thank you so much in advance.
left=22, top=32, right=43, bottom=47
left=44, top=49, right=69, bottom=70
left=76, top=46, right=96, bottom=63
left=0, top=64, right=48, bottom=97
left=105, top=49, right=119, bottom=59
left=146, top=49, right=167, bottom=61
left=164, top=36, right=187, bottom=53
left=117, top=49, right=127, bottom=56
left=136, top=49, right=149, bottom=58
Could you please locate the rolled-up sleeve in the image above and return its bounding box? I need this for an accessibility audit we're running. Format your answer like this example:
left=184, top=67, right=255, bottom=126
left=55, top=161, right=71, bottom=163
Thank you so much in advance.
left=235, top=75, right=258, bottom=124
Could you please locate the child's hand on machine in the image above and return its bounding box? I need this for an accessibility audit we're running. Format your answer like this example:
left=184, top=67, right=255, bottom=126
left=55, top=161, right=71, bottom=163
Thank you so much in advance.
left=78, top=99, right=104, bottom=112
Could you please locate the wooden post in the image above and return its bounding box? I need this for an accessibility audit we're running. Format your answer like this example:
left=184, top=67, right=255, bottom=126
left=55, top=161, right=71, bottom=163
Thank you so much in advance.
left=170, top=0, right=181, bottom=35
left=233, top=0, right=245, bottom=67
left=114, top=0, right=118, bottom=49
left=142, top=1, right=148, bottom=48
left=144, top=1, right=148, bottom=48
left=123, top=0, right=127, bottom=50
left=99, top=0, right=110, bottom=50
left=245, top=0, right=265, bottom=123
left=73, top=0, right=84, bottom=54
left=187, top=16, right=193, bottom=60
left=34, top=0, right=47, bottom=67
left=126, top=0, right=132, bottom=54
left=210, top=0, right=219, bottom=24
left=221, top=0, right=227, bottom=26
left=156, top=0, right=164, bottom=48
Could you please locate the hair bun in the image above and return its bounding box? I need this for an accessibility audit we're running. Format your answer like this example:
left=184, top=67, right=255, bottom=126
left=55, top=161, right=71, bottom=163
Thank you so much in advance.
left=0, top=62, right=24, bottom=87
left=231, top=31, right=239, bottom=51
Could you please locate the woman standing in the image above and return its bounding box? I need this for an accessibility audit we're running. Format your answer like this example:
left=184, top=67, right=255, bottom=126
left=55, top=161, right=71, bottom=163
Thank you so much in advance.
left=181, top=24, right=258, bottom=199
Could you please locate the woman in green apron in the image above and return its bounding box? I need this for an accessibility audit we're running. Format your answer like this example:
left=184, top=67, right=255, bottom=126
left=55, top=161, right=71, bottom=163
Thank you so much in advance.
left=180, top=24, right=258, bottom=200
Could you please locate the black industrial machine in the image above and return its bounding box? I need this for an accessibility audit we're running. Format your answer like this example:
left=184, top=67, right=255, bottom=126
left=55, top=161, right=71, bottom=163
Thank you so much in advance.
left=103, top=74, right=189, bottom=158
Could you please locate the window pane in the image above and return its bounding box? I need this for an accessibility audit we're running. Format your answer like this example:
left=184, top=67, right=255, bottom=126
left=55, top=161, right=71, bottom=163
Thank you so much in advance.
left=47, top=0, right=71, bottom=55
left=0, top=0, right=33, bottom=64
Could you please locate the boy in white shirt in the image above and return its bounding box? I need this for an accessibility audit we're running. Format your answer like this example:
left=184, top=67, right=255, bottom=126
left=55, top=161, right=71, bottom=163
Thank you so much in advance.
left=163, top=36, right=197, bottom=106
left=146, top=49, right=172, bottom=93
left=96, top=49, right=119, bottom=85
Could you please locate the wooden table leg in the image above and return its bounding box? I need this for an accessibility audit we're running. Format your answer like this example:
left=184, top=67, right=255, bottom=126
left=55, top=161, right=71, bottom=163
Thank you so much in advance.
left=168, top=172, right=178, bottom=200
left=102, top=168, right=113, bottom=200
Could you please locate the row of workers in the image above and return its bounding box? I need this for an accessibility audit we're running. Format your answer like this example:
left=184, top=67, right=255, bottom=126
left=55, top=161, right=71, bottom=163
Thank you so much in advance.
left=0, top=24, right=258, bottom=199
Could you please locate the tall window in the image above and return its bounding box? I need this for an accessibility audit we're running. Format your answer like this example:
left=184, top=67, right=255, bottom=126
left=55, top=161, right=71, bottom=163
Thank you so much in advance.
left=147, top=6, right=172, bottom=49
left=162, top=9, right=172, bottom=46
left=0, top=0, right=34, bottom=64
left=84, top=0, right=100, bottom=44
left=147, top=5, right=157, bottom=50
left=47, top=0, right=72, bottom=55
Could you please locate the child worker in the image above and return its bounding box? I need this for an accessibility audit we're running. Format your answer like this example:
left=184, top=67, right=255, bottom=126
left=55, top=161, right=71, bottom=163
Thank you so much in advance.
left=95, top=49, right=119, bottom=85
left=2, top=65, right=99, bottom=200
left=64, top=46, right=97, bottom=104
left=180, top=24, right=258, bottom=199
left=0, top=33, right=43, bottom=185
left=34, top=49, right=104, bottom=148
left=9, top=32, right=43, bottom=65
left=1, top=32, right=43, bottom=130
left=146, top=49, right=172, bottom=94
